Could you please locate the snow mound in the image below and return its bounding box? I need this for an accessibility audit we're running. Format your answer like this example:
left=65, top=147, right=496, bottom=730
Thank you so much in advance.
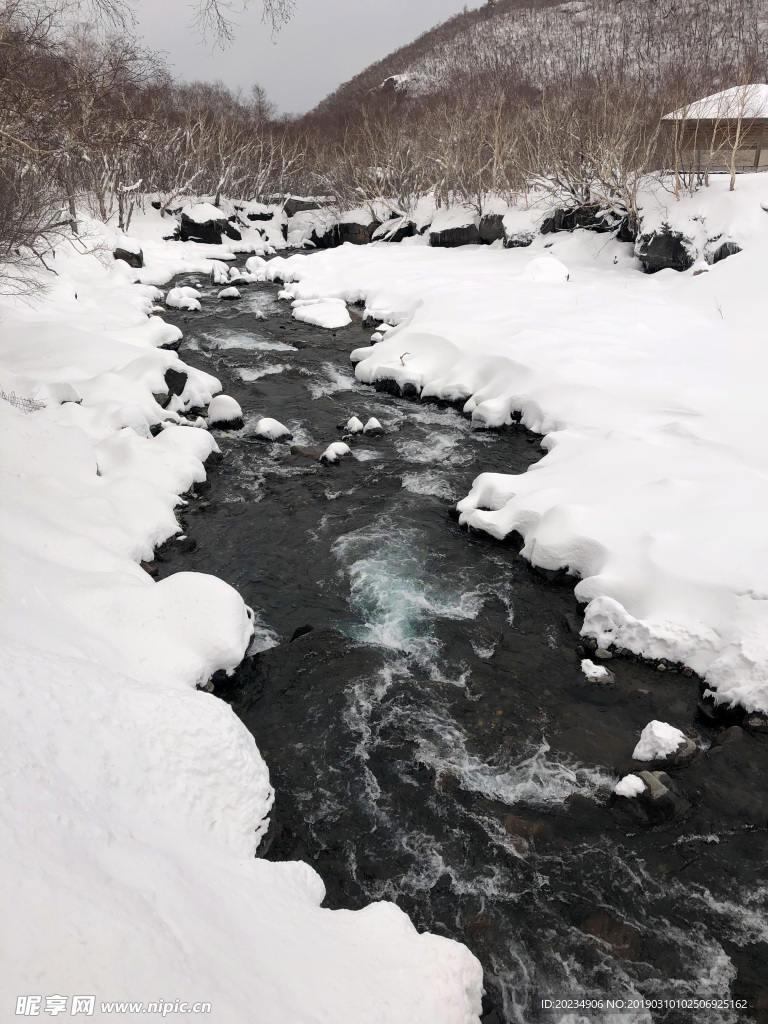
left=346, top=416, right=364, bottom=433
left=254, top=416, right=292, bottom=441
left=245, top=255, right=268, bottom=275
left=218, top=286, right=241, bottom=300
left=292, top=297, right=351, bottom=330
left=633, top=721, right=687, bottom=762
left=615, top=774, right=647, bottom=798
left=207, top=395, right=243, bottom=428
left=521, top=256, right=569, bottom=282
left=167, top=286, right=202, bottom=311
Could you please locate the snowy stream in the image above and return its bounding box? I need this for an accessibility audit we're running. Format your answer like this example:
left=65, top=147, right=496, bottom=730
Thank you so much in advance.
left=158, top=260, right=768, bottom=1024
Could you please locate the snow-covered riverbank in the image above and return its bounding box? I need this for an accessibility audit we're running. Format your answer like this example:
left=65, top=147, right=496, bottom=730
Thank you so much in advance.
left=0, top=231, right=482, bottom=1021
left=262, top=175, right=768, bottom=714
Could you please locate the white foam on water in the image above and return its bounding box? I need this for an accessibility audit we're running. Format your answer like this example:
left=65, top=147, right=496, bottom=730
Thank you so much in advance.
left=307, top=362, right=365, bottom=400
left=331, top=523, right=486, bottom=667
left=401, top=470, right=457, bottom=501
left=353, top=449, right=379, bottom=462
left=246, top=614, right=281, bottom=656
left=190, top=328, right=296, bottom=353
left=394, top=431, right=472, bottom=466
left=236, top=363, right=289, bottom=381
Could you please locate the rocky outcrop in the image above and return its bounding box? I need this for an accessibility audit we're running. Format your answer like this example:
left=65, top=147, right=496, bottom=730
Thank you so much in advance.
left=113, top=246, right=143, bottom=268
left=179, top=205, right=229, bottom=244
left=429, top=222, right=481, bottom=248
left=710, top=240, right=742, bottom=264
left=541, top=205, right=617, bottom=235
left=635, top=226, right=694, bottom=273
left=479, top=214, right=505, bottom=244
left=311, top=215, right=381, bottom=248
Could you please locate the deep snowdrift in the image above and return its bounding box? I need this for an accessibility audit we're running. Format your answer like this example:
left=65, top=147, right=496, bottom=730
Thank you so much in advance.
left=258, top=175, right=768, bottom=713
left=0, top=227, right=482, bottom=1021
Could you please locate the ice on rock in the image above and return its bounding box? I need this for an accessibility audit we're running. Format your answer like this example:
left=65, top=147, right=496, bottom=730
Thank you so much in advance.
left=166, top=287, right=202, bottom=311
left=615, top=774, right=647, bottom=798
left=254, top=417, right=292, bottom=441
left=218, top=287, right=241, bottom=300
left=321, top=441, right=352, bottom=463
left=363, top=417, right=384, bottom=435
left=521, top=256, right=570, bottom=283
left=207, top=395, right=244, bottom=429
left=346, top=416, right=364, bottom=433
left=581, top=659, right=610, bottom=682
left=632, top=721, right=687, bottom=761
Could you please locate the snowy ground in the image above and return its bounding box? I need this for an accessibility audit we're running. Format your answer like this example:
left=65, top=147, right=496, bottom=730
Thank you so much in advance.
left=0, top=220, right=482, bottom=1021
left=262, top=174, right=768, bottom=713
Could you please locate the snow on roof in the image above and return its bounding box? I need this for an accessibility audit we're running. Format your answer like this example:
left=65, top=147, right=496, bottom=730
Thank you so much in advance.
left=664, top=84, right=768, bottom=121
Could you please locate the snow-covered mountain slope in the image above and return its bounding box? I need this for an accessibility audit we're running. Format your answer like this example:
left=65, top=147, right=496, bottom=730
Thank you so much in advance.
left=0, top=224, right=482, bottom=1022
left=257, top=173, right=768, bottom=714
left=316, top=0, right=768, bottom=114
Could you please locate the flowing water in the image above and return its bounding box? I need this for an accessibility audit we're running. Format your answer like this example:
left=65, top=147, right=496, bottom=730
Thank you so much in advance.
left=158, top=258, right=768, bottom=1024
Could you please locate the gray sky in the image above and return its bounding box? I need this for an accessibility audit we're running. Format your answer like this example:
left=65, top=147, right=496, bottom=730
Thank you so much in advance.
left=132, top=0, right=484, bottom=114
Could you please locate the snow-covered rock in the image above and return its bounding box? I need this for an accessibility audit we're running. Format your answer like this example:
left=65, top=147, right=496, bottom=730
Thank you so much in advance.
left=345, top=416, right=364, bottom=433
left=363, top=417, right=384, bottom=435
left=166, top=286, right=202, bottom=311
left=429, top=208, right=481, bottom=248
left=180, top=203, right=229, bottom=244
left=581, top=659, right=610, bottom=682
left=321, top=441, right=352, bottom=463
left=292, top=297, right=351, bottom=330
left=207, top=395, right=244, bottom=430
left=614, top=774, right=647, bottom=798
left=218, top=286, right=241, bottom=300
left=254, top=416, right=292, bottom=441
left=632, top=721, right=687, bottom=762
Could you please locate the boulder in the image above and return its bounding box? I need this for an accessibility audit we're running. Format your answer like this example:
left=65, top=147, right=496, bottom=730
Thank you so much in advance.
left=253, top=417, right=292, bottom=442
left=113, top=246, right=143, bottom=268
left=710, top=240, right=742, bottom=264
left=312, top=214, right=381, bottom=248
left=283, top=197, right=322, bottom=219
left=179, top=203, right=229, bottom=244
left=224, top=221, right=242, bottom=241
left=503, top=230, right=535, bottom=249
left=479, top=213, right=505, bottom=244
left=613, top=769, right=689, bottom=825
left=635, top=226, right=694, bottom=273
left=541, top=205, right=616, bottom=235
left=429, top=222, right=481, bottom=248
left=207, top=394, right=244, bottom=430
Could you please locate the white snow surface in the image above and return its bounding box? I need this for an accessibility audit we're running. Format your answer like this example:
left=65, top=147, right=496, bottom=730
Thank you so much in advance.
left=182, top=201, right=227, bottom=224
left=0, top=226, right=482, bottom=1022
left=346, top=415, right=364, bottom=432
left=615, top=774, right=647, bottom=798
left=633, top=720, right=688, bottom=762
left=291, top=296, right=352, bottom=330
left=208, top=394, right=243, bottom=425
left=218, top=285, right=241, bottom=299
left=258, top=176, right=768, bottom=711
left=166, top=286, right=202, bottom=311
left=665, top=84, right=768, bottom=121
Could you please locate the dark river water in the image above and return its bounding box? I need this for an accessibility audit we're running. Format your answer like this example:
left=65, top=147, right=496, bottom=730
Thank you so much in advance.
left=157, top=258, right=768, bottom=1024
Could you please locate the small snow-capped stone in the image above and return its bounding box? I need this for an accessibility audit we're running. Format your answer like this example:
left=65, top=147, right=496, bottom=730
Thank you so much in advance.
left=218, top=287, right=241, bottom=300
left=632, top=721, right=687, bottom=761
left=371, top=332, right=383, bottom=343
left=209, top=261, right=230, bottom=286
left=254, top=417, right=292, bottom=441
left=581, top=659, right=609, bottom=682
left=522, top=256, right=570, bottom=283
left=320, top=442, right=351, bottom=463
left=614, top=774, right=646, bottom=799
left=166, top=287, right=201, bottom=311
left=377, top=324, right=393, bottom=333
left=278, top=290, right=292, bottom=301
left=363, top=417, right=384, bottom=435
left=346, top=416, right=364, bottom=433
left=207, top=395, right=243, bottom=429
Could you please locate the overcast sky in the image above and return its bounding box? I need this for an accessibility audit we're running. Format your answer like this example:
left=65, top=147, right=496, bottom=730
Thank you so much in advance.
left=131, top=0, right=484, bottom=114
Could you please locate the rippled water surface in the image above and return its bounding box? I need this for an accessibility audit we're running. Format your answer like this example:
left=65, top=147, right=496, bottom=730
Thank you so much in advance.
left=159, top=259, right=768, bottom=1024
